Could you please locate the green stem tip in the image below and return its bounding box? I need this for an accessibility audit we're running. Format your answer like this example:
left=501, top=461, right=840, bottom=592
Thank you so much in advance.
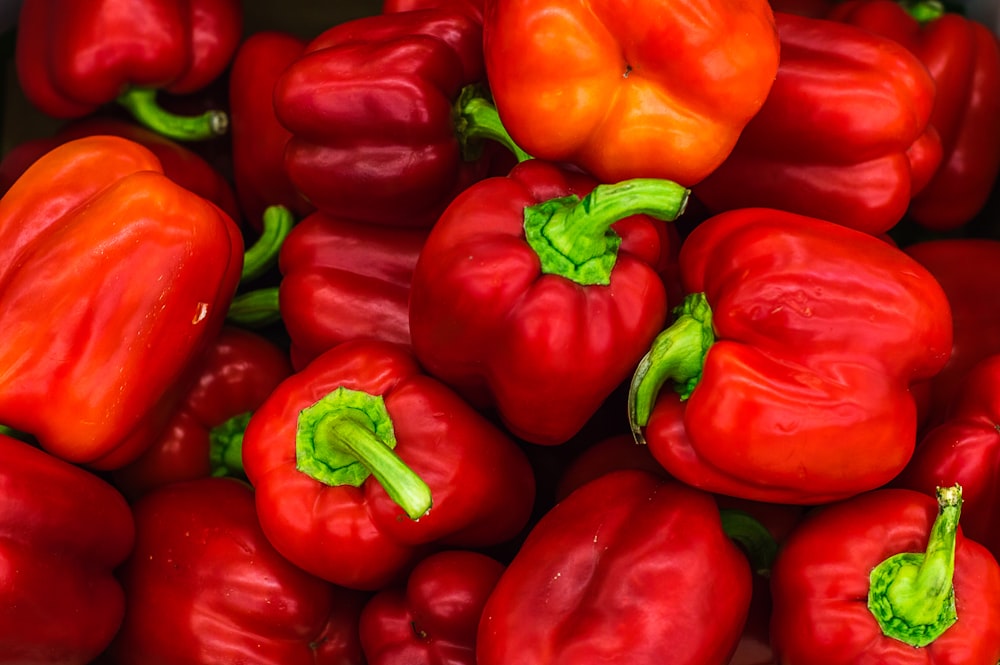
left=117, top=87, right=229, bottom=142
left=453, top=83, right=532, bottom=163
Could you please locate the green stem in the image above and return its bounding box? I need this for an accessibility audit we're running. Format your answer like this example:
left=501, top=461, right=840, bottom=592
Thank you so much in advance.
left=241, top=205, right=295, bottom=283
left=720, top=508, right=779, bottom=578
left=868, top=484, right=962, bottom=647
left=628, top=293, right=714, bottom=443
left=295, top=386, right=432, bottom=520
left=524, top=178, right=689, bottom=286
left=116, top=87, right=229, bottom=141
left=208, top=412, right=251, bottom=478
left=454, top=83, right=532, bottom=163
left=901, top=0, right=946, bottom=22
left=227, top=287, right=281, bottom=328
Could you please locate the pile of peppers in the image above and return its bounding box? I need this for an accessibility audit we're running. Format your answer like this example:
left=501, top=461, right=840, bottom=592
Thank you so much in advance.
left=3, top=0, right=1000, bottom=663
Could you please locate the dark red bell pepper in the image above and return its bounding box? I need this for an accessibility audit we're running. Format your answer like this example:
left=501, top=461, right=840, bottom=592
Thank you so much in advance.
left=382, top=0, right=484, bottom=22
left=15, top=0, right=242, bottom=141
left=693, top=11, right=941, bottom=235
left=272, top=7, right=528, bottom=227
left=770, top=485, right=1000, bottom=663
left=359, top=549, right=504, bottom=665
left=105, top=476, right=367, bottom=665
left=110, top=326, right=293, bottom=501
left=408, top=159, right=688, bottom=445
left=477, top=469, right=755, bottom=665
left=241, top=339, right=536, bottom=591
left=827, top=0, right=1000, bottom=231
left=628, top=207, right=953, bottom=504
left=0, top=433, right=135, bottom=664
left=228, top=30, right=314, bottom=228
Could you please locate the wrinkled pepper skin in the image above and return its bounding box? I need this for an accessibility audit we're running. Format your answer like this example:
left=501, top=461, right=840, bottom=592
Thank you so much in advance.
left=359, top=549, right=504, bottom=665
left=0, top=434, right=135, bottom=665
left=273, top=8, right=495, bottom=227
left=770, top=487, right=1000, bottom=664
left=106, top=477, right=367, bottom=665
left=409, top=159, right=686, bottom=445
left=631, top=208, right=952, bottom=504
left=228, top=30, right=313, bottom=228
left=242, top=339, right=536, bottom=591
left=110, top=326, right=294, bottom=501
left=693, top=11, right=940, bottom=235
left=828, top=0, right=1000, bottom=231
left=0, top=135, right=244, bottom=469
left=481, top=0, right=780, bottom=186
left=477, top=470, right=752, bottom=665
left=279, top=211, right=430, bottom=370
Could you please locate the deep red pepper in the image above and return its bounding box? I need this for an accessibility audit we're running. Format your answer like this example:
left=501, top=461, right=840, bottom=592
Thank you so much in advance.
left=382, top=0, right=484, bottom=22
left=241, top=339, right=536, bottom=591
left=109, top=326, right=293, bottom=501
left=105, top=476, right=367, bottom=665
left=0, top=433, right=135, bottom=664
left=827, top=0, right=1000, bottom=230
left=770, top=485, right=1000, bottom=663
left=693, top=11, right=941, bottom=235
left=359, top=549, right=504, bottom=665
left=408, top=159, right=688, bottom=445
left=14, top=0, right=242, bottom=141
left=228, top=30, right=314, bottom=228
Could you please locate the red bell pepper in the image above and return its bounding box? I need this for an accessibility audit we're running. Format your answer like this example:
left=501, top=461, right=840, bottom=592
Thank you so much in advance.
left=359, top=549, right=504, bottom=665
left=481, top=0, right=780, bottom=187
left=827, top=0, right=1000, bottom=231
left=895, top=353, right=1000, bottom=563
left=628, top=207, right=953, bottom=504
left=693, top=11, right=941, bottom=235
left=15, top=0, right=242, bottom=141
left=383, top=0, right=484, bottom=22
left=228, top=30, right=314, bottom=228
left=770, top=485, right=1000, bottom=663
left=409, top=159, right=688, bottom=445
left=0, top=135, right=244, bottom=469
left=109, top=326, right=293, bottom=501
left=105, top=476, right=367, bottom=665
left=0, top=433, right=135, bottom=664
left=0, top=116, right=242, bottom=223
left=241, top=338, right=536, bottom=591
left=477, top=469, right=755, bottom=665
left=272, top=7, right=529, bottom=228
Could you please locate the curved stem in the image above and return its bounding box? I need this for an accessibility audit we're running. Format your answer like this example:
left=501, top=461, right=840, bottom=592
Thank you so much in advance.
left=209, top=412, right=251, bottom=478
left=901, top=0, right=946, bottom=22
left=117, top=87, right=229, bottom=141
left=454, top=83, right=532, bottom=163
left=720, top=508, right=779, bottom=578
left=241, top=205, right=295, bottom=283
left=227, top=287, right=281, bottom=328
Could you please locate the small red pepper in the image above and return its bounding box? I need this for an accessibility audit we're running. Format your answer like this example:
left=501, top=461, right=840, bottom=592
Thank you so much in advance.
left=0, top=433, right=135, bottom=664
left=0, top=135, right=244, bottom=469
left=105, top=476, right=367, bottom=665
left=241, top=339, right=536, bottom=591
left=15, top=0, right=242, bottom=141
left=693, top=11, right=941, bottom=235
left=359, top=549, right=504, bottom=665
left=409, top=159, right=688, bottom=445
left=770, top=485, right=1000, bottom=663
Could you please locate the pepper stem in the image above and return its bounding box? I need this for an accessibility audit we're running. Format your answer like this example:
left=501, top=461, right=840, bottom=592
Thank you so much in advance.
left=117, top=87, right=229, bottom=141
left=524, top=178, right=689, bottom=286
left=295, top=386, right=432, bottom=520
left=867, top=484, right=962, bottom=647
left=453, top=83, right=532, bottom=163
left=241, top=205, right=295, bottom=283
left=901, top=0, right=946, bottom=22
left=719, top=508, right=779, bottom=577
left=227, top=287, right=281, bottom=328
left=209, top=412, right=251, bottom=478
left=628, top=293, right=714, bottom=443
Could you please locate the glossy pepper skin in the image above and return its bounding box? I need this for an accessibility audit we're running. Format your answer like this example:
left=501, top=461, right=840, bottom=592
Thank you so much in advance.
left=408, top=159, right=688, bottom=445
left=279, top=211, right=430, bottom=370
left=628, top=208, right=953, bottom=504
left=481, top=0, right=780, bottom=186
left=0, top=135, right=244, bottom=469
left=15, top=0, right=242, bottom=141
left=241, top=339, right=536, bottom=591
left=477, top=469, right=753, bottom=665
left=770, top=486, right=1000, bottom=664
left=828, top=0, right=1000, bottom=231
left=228, top=30, right=313, bottom=228
left=359, top=549, right=504, bottom=665
left=694, top=11, right=941, bottom=235
left=105, top=476, right=367, bottom=665
left=110, top=326, right=293, bottom=501
left=0, top=434, right=135, bottom=665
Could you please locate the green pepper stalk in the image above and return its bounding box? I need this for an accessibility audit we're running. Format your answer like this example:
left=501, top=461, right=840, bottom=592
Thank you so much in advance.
left=117, top=87, right=229, bottom=142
